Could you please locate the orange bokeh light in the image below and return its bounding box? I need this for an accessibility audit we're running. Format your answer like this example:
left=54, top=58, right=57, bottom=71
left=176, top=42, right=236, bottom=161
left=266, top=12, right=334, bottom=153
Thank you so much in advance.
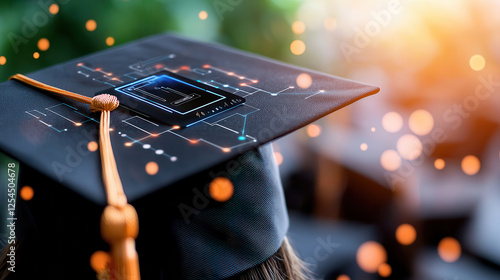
left=360, top=143, right=368, bottom=151
left=49, top=3, right=59, bottom=14
left=307, top=124, right=321, bottom=138
left=199, top=10, right=208, bottom=20
left=434, top=158, right=446, bottom=170
left=356, top=241, right=387, bottom=273
left=296, top=73, right=312, bottom=89
left=106, top=37, right=115, bottom=46
left=209, top=177, right=234, bottom=202
left=274, top=152, right=283, bottom=166
left=470, top=54, right=485, bottom=71
left=409, top=109, right=434, bottom=136
left=397, top=134, right=423, bottom=160
left=378, top=263, right=392, bottom=278
left=337, top=275, right=350, bottom=280
left=292, top=21, right=306, bottom=34
left=382, top=112, right=403, bottom=133
left=20, top=186, right=34, bottom=201
left=86, top=19, right=97, bottom=31
left=145, top=161, right=159, bottom=175
left=290, top=40, right=306, bottom=55
left=87, top=141, right=98, bottom=152
left=37, top=38, right=50, bottom=51
left=90, top=251, right=111, bottom=272
left=438, top=237, right=461, bottom=263
left=395, top=224, right=417, bottom=245
left=380, top=149, right=401, bottom=171
left=461, top=155, right=480, bottom=175
left=33, top=52, right=40, bottom=59
left=0, top=56, right=6, bottom=65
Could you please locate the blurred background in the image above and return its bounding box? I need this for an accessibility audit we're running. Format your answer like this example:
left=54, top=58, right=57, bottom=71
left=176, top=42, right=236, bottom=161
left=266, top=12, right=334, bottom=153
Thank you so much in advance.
left=1, top=0, right=500, bottom=279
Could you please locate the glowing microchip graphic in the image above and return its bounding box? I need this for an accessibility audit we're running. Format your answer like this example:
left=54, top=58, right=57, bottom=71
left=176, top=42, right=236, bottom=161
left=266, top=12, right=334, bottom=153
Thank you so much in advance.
left=96, top=70, right=245, bottom=127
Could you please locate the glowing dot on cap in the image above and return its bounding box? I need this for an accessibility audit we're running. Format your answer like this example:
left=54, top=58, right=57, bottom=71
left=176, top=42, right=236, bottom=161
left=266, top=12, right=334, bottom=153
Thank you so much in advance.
left=49, top=3, right=59, bottom=14
left=356, top=241, right=387, bottom=273
left=106, top=37, right=115, bottom=46
left=378, top=263, right=392, bottom=278
left=155, top=149, right=164, bottom=155
left=434, top=158, right=445, bottom=170
left=274, top=152, right=283, bottom=166
left=20, top=186, right=34, bottom=201
left=290, top=40, right=306, bottom=55
left=470, top=54, right=485, bottom=71
left=145, top=161, right=159, bottom=175
left=170, top=156, right=177, bottom=162
left=87, top=141, right=98, bottom=152
left=296, top=73, right=312, bottom=89
left=0, top=56, right=7, bottom=65
left=222, top=148, right=231, bottom=153
left=360, top=143, right=368, bottom=151
left=438, top=237, right=461, bottom=263
left=172, top=125, right=180, bottom=130
left=33, top=52, right=40, bottom=59
left=395, top=224, right=417, bottom=245
left=86, top=19, right=97, bottom=31
left=124, top=142, right=133, bottom=147
left=209, top=177, right=234, bottom=202
left=143, top=144, right=151, bottom=149
left=199, top=10, right=208, bottom=20
left=238, top=136, right=246, bottom=141
left=38, top=38, right=50, bottom=51
left=307, top=124, right=321, bottom=138
left=461, top=155, right=480, bottom=175
left=90, top=251, right=111, bottom=272
left=382, top=112, right=403, bottom=133
left=380, top=149, right=401, bottom=171
left=291, top=20, right=305, bottom=34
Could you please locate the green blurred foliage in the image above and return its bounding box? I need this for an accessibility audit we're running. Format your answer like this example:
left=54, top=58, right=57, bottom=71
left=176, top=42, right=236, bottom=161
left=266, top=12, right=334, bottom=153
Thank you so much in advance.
left=0, top=0, right=301, bottom=81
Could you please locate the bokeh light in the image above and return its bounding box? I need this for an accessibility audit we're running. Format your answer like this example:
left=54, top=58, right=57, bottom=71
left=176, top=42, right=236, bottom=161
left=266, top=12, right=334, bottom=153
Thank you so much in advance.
left=382, top=112, right=403, bottom=133
left=292, top=21, right=306, bottom=34
left=395, top=224, right=417, bottom=245
left=209, top=177, right=234, bottom=202
left=90, top=251, right=111, bottom=272
left=199, top=10, right=208, bottom=20
left=378, top=263, right=392, bottom=278
left=37, top=38, right=50, bottom=51
left=0, top=56, right=6, bottom=65
left=336, top=275, right=350, bottom=280
left=274, top=152, right=283, bottom=166
left=380, top=150, right=402, bottom=171
left=360, top=143, right=368, bottom=151
left=356, top=241, right=387, bottom=273
left=469, top=54, right=486, bottom=71
left=20, top=186, right=34, bottom=201
left=307, top=124, right=321, bottom=138
left=145, top=161, right=159, bottom=175
left=106, top=37, right=115, bottom=46
left=86, top=19, right=97, bottom=31
left=87, top=141, right=98, bottom=152
left=296, top=73, right=312, bottom=89
left=461, top=155, right=480, bottom=175
left=397, top=134, right=423, bottom=160
left=290, top=40, right=306, bottom=55
left=33, top=52, right=40, bottom=59
left=49, top=4, right=59, bottom=15
left=409, top=109, right=434, bottom=136
left=438, top=237, right=461, bottom=263
left=434, top=158, right=446, bottom=170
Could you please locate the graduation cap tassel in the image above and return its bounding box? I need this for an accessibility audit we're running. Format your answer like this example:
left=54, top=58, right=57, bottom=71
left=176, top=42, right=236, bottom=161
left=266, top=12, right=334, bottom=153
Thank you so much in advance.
left=9, top=74, right=141, bottom=280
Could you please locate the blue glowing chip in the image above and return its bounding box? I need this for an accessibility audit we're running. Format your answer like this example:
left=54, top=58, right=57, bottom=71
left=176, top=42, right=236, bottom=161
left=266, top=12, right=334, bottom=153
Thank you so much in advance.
left=96, top=70, right=245, bottom=127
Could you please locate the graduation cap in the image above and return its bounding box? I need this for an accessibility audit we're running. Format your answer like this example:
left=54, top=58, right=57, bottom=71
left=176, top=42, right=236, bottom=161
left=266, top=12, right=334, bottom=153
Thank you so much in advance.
left=0, top=33, right=379, bottom=279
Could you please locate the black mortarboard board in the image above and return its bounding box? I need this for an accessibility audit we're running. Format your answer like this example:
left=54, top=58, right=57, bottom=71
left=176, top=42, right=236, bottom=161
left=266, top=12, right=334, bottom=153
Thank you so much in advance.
left=0, top=33, right=378, bottom=279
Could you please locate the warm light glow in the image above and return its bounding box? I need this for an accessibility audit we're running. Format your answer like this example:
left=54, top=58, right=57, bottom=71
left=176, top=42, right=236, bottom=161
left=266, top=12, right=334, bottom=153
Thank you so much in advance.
left=360, top=143, right=368, bottom=151
left=292, top=20, right=306, bottom=34
left=74, top=123, right=82, bottom=126
left=356, top=241, right=387, bottom=273
left=470, top=54, right=486, bottom=71
left=172, top=125, right=180, bottom=130
left=274, top=152, right=283, bottom=166
left=296, top=73, right=312, bottom=89
left=209, top=177, right=234, bottom=202
left=307, top=124, right=321, bottom=138
left=240, top=83, right=247, bottom=87
left=382, top=112, right=403, bottom=133
left=49, top=3, right=59, bottom=14
left=199, top=10, right=208, bottom=20
left=203, top=64, right=211, bottom=68
left=87, top=141, right=98, bottom=152
left=90, top=251, right=111, bottom=272
left=461, top=155, right=480, bottom=175
left=86, top=19, right=97, bottom=31
left=124, top=142, right=133, bottom=147
left=0, top=56, right=6, bottom=65
left=409, top=109, right=434, bottom=135
left=434, top=158, right=445, bottom=170
left=324, top=17, right=337, bottom=31
left=290, top=40, right=306, bottom=55
left=396, top=224, right=417, bottom=245
left=397, top=134, right=422, bottom=160
left=106, top=37, right=115, bottom=46
left=33, top=52, right=40, bottom=59
left=145, top=161, right=159, bottom=175
left=378, top=263, right=392, bottom=278
left=371, top=127, right=376, bottom=132
left=336, top=275, right=350, bottom=280
left=380, top=150, right=401, bottom=171
left=438, top=237, right=461, bottom=263
left=37, top=38, right=50, bottom=51
left=222, top=148, right=231, bottom=153
left=20, top=186, right=34, bottom=201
